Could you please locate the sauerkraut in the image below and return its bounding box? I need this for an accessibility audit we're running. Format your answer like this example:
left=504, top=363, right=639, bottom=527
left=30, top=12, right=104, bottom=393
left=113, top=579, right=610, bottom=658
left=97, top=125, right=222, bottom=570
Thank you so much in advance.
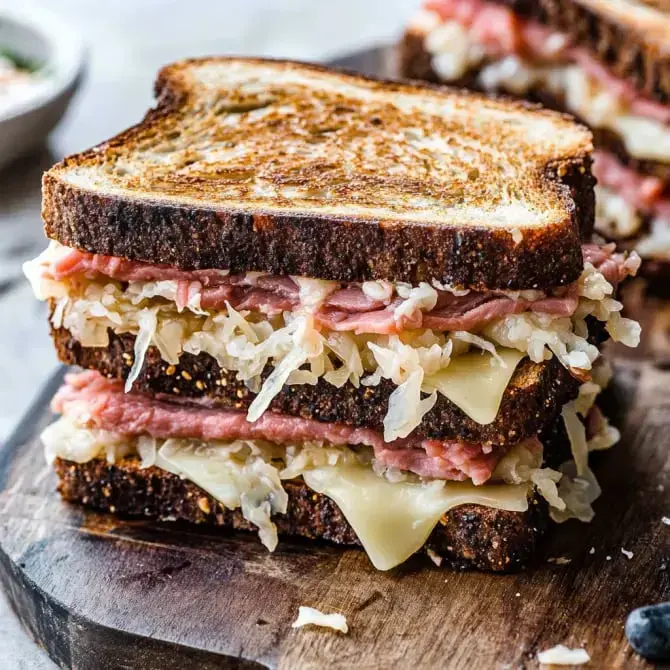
left=25, top=242, right=639, bottom=439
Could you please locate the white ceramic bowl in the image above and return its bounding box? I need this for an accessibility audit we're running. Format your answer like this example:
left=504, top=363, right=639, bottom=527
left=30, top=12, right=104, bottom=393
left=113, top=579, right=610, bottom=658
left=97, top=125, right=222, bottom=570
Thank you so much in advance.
left=0, top=6, right=85, bottom=171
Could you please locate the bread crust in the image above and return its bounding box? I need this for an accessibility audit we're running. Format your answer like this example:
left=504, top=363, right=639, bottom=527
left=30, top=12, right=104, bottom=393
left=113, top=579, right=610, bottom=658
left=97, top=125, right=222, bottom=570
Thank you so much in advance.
left=42, top=57, right=594, bottom=290
left=51, top=326, right=580, bottom=447
left=54, top=456, right=549, bottom=572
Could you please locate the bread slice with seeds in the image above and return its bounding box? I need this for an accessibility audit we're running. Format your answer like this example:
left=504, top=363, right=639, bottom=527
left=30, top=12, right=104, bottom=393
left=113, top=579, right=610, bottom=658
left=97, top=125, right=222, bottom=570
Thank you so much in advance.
left=54, top=456, right=549, bottom=572
left=52, top=326, right=581, bottom=447
left=42, top=57, right=594, bottom=290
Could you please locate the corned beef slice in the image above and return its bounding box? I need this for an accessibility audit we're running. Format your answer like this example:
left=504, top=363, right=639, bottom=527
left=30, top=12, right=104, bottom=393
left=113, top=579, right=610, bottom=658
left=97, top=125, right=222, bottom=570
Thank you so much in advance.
left=593, top=151, right=670, bottom=217
left=53, top=371, right=542, bottom=485
left=44, top=244, right=631, bottom=335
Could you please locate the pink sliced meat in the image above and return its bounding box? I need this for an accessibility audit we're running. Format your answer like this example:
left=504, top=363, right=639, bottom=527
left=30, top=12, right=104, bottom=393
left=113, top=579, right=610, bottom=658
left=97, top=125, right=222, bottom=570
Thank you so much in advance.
left=378, top=439, right=510, bottom=483
left=594, top=151, right=669, bottom=216
left=255, top=275, right=299, bottom=298
left=425, top=0, right=670, bottom=124
left=573, top=52, right=670, bottom=125
left=48, top=247, right=231, bottom=285
left=316, top=308, right=400, bottom=335
left=582, top=243, right=640, bottom=285
left=426, top=0, right=525, bottom=55
left=325, top=286, right=390, bottom=312
left=530, top=286, right=579, bottom=317
left=44, top=241, right=636, bottom=335
left=423, top=295, right=526, bottom=331
left=52, top=370, right=534, bottom=484
left=234, top=289, right=296, bottom=316
left=317, top=300, right=424, bottom=335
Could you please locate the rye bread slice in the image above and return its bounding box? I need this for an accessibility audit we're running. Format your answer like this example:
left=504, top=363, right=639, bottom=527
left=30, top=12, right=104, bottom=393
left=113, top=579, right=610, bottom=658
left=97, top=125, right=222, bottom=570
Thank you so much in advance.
left=400, top=30, right=670, bottom=182
left=53, top=456, right=549, bottom=572
left=488, top=0, right=670, bottom=104
left=51, top=326, right=581, bottom=447
left=42, top=57, right=594, bottom=290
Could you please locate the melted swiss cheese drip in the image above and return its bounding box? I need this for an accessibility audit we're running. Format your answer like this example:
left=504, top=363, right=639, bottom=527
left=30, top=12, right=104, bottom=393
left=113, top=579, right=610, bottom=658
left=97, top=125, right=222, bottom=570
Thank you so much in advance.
left=424, top=348, right=525, bottom=424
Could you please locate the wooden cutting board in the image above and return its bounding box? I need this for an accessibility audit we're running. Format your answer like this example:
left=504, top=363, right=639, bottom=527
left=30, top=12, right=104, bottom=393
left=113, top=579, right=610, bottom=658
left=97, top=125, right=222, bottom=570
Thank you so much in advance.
left=1, top=49, right=669, bottom=669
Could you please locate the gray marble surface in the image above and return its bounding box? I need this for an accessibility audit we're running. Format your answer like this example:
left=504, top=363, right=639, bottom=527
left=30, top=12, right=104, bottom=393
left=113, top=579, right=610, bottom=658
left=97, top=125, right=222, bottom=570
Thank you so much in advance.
left=0, top=0, right=414, bottom=665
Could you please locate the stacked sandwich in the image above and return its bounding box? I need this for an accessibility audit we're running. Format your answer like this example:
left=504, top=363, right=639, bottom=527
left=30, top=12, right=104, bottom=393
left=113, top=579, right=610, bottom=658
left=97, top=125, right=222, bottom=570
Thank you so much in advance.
left=402, top=0, right=670, bottom=280
left=25, top=58, right=640, bottom=572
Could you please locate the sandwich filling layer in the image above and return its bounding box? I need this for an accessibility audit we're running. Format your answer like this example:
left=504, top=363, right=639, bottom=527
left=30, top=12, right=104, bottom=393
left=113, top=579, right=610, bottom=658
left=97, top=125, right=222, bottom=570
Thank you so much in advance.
left=45, top=370, right=617, bottom=569
left=412, top=0, right=670, bottom=258
left=25, top=241, right=640, bottom=440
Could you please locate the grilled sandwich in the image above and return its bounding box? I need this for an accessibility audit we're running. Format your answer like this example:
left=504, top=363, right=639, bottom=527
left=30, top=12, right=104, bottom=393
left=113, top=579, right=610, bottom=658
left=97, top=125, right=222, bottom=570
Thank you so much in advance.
left=25, top=58, right=641, bottom=571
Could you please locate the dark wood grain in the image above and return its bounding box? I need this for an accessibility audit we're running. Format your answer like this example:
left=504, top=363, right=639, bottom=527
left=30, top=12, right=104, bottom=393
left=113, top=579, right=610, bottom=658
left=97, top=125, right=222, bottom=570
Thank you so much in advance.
left=0, top=357, right=668, bottom=669
left=1, top=48, right=669, bottom=670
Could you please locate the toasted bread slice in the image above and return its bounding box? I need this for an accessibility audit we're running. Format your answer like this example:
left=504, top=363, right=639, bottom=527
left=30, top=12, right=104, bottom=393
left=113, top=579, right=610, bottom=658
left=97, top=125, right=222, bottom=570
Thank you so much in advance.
left=51, top=326, right=580, bottom=447
left=54, top=456, right=548, bottom=572
left=43, top=57, right=594, bottom=290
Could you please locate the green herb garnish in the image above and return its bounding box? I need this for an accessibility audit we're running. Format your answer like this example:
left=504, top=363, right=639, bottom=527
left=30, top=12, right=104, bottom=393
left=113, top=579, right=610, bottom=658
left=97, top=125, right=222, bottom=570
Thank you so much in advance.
left=0, top=48, right=41, bottom=73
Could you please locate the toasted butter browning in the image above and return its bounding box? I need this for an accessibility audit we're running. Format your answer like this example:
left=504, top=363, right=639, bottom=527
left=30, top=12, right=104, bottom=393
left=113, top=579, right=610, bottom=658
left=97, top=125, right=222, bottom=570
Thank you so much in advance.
left=50, top=58, right=592, bottom=230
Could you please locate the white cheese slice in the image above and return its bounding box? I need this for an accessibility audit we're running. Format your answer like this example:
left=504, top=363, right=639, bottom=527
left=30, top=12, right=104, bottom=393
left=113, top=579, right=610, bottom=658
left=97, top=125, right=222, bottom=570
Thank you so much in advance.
left=156, top=441, right=288, bottom=551
left=45, top=419, right=534, bottom=570
left=424, top=348, right=525, bottom=424
left=303, top=464, right=529, bottom=571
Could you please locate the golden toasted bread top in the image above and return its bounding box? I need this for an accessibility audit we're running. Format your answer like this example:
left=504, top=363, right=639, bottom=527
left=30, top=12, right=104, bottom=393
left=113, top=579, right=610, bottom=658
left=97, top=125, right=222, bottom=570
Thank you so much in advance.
left=49, top=58, right=592, bottom=230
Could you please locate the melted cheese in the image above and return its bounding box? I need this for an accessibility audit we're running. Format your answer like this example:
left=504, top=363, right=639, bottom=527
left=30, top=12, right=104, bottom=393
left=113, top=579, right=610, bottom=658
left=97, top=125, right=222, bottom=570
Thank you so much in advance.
left=156, top=440, right=288, bottom=551
left=423, top=349, right=525, bottom=424
left=44, top=418, right=533, bottom=570
left=303, top=464, right=529, bottom=570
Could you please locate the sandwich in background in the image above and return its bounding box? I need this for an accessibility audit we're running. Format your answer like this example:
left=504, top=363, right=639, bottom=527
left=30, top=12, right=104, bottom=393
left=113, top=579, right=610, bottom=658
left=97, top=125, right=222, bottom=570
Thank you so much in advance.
left=25, top=58, right=641, bottom=571
left=401, top=0, right=670, bottom=297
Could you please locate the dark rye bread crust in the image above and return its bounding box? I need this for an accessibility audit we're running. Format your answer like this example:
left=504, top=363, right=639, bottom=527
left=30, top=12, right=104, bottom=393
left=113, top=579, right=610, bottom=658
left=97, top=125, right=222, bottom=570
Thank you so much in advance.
left=490, top=0, right=670, bottom=104
left=42, top=58, right=595, bottom=291
left=54, top=456, right=549, bottom=572
left=400, top=31, right=670, bottom=182
left=52, top=326, right=581, bottom=447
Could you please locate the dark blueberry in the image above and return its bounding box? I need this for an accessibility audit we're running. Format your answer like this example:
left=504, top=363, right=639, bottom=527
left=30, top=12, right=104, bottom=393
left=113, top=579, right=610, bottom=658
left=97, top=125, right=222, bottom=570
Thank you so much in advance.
left=626, top=603, right=670, bottom=661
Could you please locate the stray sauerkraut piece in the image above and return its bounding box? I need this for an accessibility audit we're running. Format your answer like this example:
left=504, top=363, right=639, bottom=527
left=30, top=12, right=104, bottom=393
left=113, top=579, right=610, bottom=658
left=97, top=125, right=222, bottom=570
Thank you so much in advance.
left=537, top=645, right=590, bottom=666
left=292, top=607, right=349, bottom=634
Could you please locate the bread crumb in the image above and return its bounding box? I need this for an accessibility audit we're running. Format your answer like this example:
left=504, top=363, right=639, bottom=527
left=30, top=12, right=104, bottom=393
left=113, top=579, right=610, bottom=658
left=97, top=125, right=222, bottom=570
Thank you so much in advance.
left=292, top=607, right=348, bottom=634
left=197, top=497, right=211, bottom=514
left=537, top=644, right=590, bottom=666
left=515, top=592, right=520, bottom=597
left=606, top=555, right=612, bottom=561
left=589, top=547, right=595, bottom=555
left=426, top=548, right=443, bottom=567
left=662, top=517, right=670, bottom=526
left=548, top=556, right=571, bottom=565
left=621, top=548, right=634, bottom=560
